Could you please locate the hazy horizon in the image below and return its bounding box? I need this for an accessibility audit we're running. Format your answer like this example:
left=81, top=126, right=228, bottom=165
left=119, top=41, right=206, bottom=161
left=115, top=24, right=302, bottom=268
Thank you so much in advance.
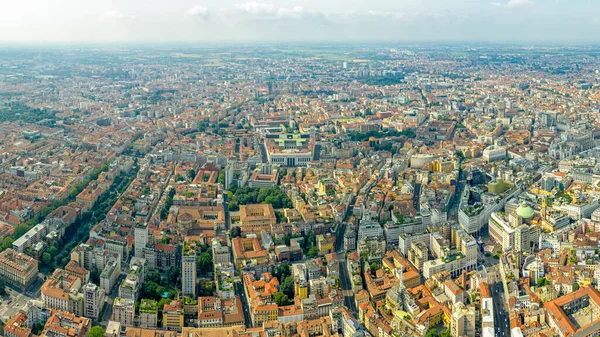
left=2, top=0, right=600, bottom=43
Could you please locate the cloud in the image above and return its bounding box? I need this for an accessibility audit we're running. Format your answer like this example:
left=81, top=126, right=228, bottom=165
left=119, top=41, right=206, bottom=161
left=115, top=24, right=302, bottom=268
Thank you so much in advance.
left=186, top=6, right=210, bottom=18
left=233, top=2, right=328, bottom=22
left=235, top=2, right=277, bottom=16
left=505, top=0, right=533, bottom=8
left=100, top=11, right=138, bottom=21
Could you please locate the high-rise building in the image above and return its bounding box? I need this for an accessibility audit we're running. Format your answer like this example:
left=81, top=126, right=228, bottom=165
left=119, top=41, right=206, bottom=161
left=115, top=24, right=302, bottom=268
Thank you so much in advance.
left=83, top=283, right=105, bottom=320
left=111, top=297, right=135, bottom=327
left=182, top=241, right=198, bottom=297
left=451, top=302, right=477, bottom=337
left=134, top=223, right=148, bottom=258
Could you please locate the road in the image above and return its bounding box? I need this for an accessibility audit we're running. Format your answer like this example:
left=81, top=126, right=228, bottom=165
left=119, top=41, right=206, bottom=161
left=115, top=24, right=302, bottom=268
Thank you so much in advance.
left=334, top=223, right=357, bottom=315
left=492, top=282, right=510, bottom=337
left=234, top=281, right=253, bottom=327
left=0, top=283, right=39, bottom=323
left=413, top=183, right=421, bottom=212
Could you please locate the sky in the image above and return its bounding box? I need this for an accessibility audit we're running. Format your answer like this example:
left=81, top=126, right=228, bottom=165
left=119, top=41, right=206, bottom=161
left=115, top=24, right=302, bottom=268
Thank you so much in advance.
left=1, top=0, right=600, bottom=43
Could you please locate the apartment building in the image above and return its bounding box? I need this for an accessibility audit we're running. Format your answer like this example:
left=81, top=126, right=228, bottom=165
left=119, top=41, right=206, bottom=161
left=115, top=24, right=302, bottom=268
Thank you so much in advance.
left=212, top=238, right=230, bottom=265
left=4, top=312, right=31, bottom=337
left=450, top=302, right=476, bottom=337
left=40, top=270, right=84, bottom=316
left=138, top=299, right=158, bottom=329
left=182, top=241, right=198, bottom=298
left=163, top=300, right=184, bottom=332
left=83, top=283, right=105, bottom=320
left=100, top=260, right=120, bottom=293
left=134, top=223, right=148, bottom=258
left=41, top=310, right=91, bottom=337
left=0, top=248, right=38, bottom=289
left=112, top=297, right=135, bottom=327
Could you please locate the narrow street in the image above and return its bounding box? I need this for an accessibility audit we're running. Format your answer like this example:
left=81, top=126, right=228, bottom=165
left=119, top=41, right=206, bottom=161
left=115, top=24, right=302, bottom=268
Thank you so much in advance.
left=334, top=223, right=357, bottom=315
left=234, top=281, right=253, bottom=327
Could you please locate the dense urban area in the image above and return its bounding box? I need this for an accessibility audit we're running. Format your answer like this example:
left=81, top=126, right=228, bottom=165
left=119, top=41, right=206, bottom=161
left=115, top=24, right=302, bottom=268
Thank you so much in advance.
left=1, top=44, right=600, bottom=337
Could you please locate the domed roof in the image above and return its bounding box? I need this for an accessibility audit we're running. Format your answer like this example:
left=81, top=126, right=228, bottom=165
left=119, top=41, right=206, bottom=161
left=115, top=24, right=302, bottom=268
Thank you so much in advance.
left=516, top=203, right=534, bottom=219
left=179, top=212, right=193, bottom=222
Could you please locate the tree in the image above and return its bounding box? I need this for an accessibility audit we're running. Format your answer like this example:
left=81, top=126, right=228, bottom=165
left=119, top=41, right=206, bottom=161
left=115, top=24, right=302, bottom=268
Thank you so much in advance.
left=198, top=252, right=213, bottom=273
left=1, top=237, right=14, bottom=251
left=0, top=278, right=6, bottom=296
left=141, top=281, right=159, bottom=300
left=274, top=292, right=291, bottom=306
left=426, top=328, right=439, bottom=337
left=90, top=268, right=100, bottom=284
left=32, top=323, right=45, bottom=335
left=148, top=272, right=162, bottom=284
left=307, top=246, right=319, bottom=257
left=13, top=224, right=31, bottom=239
left=230, top=227, right=241, bottom=238
left=537, top=277, right=548, bottom=287
left=279, top=276, right=295, bottom=298
left=573, top=283, right=580, bottom=291
left=168, top=267, right=180, bottom=285
left=48, top=246, right=58, bottom=257
left=42, top=252, right=52, bottom=265
left=158, top=298, right=172, bottom=311
left=274, top=263, right=291, bottom=280
left=199, top=281, right=215, bottom=296
left=89, top=326, right=105, bottom=337
left=188, top=169, right=196, bottom=181
left=440, top=330, right=451, bottom=337
left=228, top=202, right=239, bottom=212
left=370, top=263, right=380, bottom=272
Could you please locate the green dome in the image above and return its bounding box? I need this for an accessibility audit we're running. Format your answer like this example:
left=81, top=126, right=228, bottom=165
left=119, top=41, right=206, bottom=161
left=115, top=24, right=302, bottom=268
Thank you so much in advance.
left=516, top=203, right=535, bottom=219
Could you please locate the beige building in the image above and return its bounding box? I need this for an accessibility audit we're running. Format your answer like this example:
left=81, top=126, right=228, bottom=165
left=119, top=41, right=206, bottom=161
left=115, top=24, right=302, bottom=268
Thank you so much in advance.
left=112, top=297, right=135, bottom=327
left=0, top=248, right=38, bottom=289
left=138, top=299, right=158, bottom=329
left=212, top=238, right=231, bottom=265
left=451, top=302, right=476, bottom=337
left=41, top=269, right=84, bottom=316
left=230, top=204, right=276, bottom=233
left=83, top=283, right=105, bottom=319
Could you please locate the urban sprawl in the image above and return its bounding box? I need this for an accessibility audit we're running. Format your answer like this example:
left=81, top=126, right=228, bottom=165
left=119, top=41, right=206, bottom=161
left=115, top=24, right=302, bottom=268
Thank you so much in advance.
left=1, top=45, right=600, bottom=337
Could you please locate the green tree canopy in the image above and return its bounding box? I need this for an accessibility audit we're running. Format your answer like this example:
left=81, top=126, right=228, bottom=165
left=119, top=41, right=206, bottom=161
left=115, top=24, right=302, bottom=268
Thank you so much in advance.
left=89, top=326, right=105, bottom=337
left=0, top=278, right=6, bottom=296
left=42, top=252, right=52, bottom=265
left=198, top=252, right=213, bottom=273
left=1, top=237, right=14, bottom=251
left=274, top=292, right=292, bottom=306
left=426, top=328, right=439, bottom=337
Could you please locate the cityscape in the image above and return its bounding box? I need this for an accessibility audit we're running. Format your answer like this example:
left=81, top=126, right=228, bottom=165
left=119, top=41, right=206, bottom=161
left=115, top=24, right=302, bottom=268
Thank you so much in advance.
left=2, top=27, right=600, bottom=337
